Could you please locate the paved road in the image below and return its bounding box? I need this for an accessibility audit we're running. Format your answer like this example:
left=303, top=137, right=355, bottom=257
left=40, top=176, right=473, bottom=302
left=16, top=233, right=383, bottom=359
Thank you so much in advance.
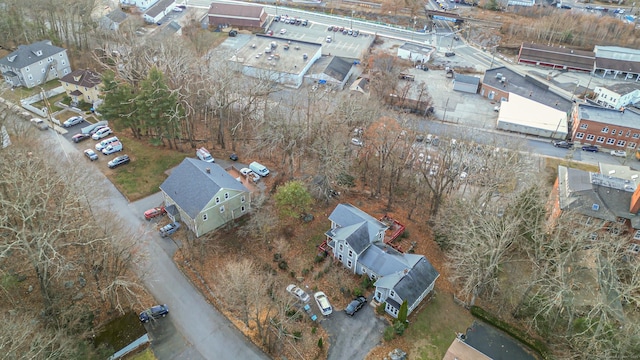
left=42, top=124, right=269, bottom=360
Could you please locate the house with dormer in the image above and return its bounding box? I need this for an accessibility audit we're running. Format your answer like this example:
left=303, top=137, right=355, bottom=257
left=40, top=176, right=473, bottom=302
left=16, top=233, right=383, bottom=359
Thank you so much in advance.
left=59, top=69, right=103, bottom=107
left=0, top=40, right=71, bottom=88
left=159, top=158, right=251, bottom=237
left=325, top=204, right=439, bottom=318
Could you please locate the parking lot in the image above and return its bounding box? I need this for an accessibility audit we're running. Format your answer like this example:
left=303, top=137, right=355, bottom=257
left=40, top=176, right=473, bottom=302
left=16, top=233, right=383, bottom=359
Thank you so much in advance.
left=267, top=16, right=374, bottom=58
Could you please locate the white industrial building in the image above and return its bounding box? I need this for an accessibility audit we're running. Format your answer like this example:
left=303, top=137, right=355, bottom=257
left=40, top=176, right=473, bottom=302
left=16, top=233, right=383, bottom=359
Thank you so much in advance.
left=496, top=93, right=568, bottom=139
left=593, top=83, right=640, bottom=109
left=397, top=43, right=434, bottom=64
left=229, top=35, right=322, bottom=88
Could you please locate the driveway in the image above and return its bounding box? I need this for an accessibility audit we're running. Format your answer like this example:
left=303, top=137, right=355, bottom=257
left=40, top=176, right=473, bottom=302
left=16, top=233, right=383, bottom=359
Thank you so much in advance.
left=319, top=298, right=388, bottom=360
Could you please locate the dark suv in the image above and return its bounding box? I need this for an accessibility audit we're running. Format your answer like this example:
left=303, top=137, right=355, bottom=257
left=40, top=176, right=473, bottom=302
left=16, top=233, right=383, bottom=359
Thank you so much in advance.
left=552, top=140, right=573, bottom=149
left=582, top=145, right=599, bottom=152
left=139, top=304, right=169, bottom=323
left=344, top=296, right=367, bottom=316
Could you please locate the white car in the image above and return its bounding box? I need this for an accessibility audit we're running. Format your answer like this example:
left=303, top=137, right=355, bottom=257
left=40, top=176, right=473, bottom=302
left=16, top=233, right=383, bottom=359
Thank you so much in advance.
left=92, top=127, right=112, bottom=140
left=102, top=141, right=123, bottom=155
left=280, top=29, right=287, bottom=34
left=611, top=150, right=626, bottom=158
left=240, top=168, right=260, bottom=183
left=286, top=284, right=310, bottom=303
left=351, top=138, right=363, bottom=146
left=63, top=116, right=84, bottom=128
left=314, top=291, right=332, bottom=316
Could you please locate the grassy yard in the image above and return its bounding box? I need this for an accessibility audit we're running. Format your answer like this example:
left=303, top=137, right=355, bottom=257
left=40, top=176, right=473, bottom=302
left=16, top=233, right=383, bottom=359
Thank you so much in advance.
left=32, top=92, right=66, bottom=112
left=1, top=79, right=61, bottom=104
left=544, top=157, right=599, bottom=186
left=127, top=347, right=156, bottom=360
left=107, top=136, right=187, bottom=201
left=404, top=293, right=475, bottom=359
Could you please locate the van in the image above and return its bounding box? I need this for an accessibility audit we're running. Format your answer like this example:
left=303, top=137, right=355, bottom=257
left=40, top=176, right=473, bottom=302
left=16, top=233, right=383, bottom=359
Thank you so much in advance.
left=95, top=136, right=119, bottom=151
left=196, top=147, right=214, bottom=163
left=249, top=161, right=270, bottom=177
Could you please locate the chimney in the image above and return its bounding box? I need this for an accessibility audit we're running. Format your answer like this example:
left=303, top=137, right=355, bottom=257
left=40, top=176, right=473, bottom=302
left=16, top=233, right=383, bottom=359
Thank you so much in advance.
left=206, top=168, right=211, bottom=174
left=630, top=186, right=640, bottom=213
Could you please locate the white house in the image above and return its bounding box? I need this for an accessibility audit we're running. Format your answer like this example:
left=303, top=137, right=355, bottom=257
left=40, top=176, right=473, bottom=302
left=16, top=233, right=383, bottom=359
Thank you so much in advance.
left=397, top=42, right=434, bottom=64
left=143, top=0, right=176, bottom=24
left=120, top=0, right=159, bottom=11
left=0, top=40, right=71, bottom=88
left=593, top=83, right=640, bottom=110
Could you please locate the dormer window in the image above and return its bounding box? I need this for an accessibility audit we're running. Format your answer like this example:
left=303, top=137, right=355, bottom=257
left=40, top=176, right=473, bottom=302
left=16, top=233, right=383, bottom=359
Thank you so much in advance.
left=33, top=50, right=43, bottom=56
left=73, top=75, right=82, bottom=82
left=7, top=55, right=17, bottom=62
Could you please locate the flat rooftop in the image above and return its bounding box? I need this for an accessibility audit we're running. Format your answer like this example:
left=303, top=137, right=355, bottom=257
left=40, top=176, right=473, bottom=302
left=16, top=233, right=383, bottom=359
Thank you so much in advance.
left=231, top=35, right=321, bottom=75
left=578, top=104, right=640, bottom=128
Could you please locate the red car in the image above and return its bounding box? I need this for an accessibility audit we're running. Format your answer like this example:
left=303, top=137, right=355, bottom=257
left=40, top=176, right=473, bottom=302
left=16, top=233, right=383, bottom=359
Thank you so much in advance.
left=144, top=206, right=166, bottom=220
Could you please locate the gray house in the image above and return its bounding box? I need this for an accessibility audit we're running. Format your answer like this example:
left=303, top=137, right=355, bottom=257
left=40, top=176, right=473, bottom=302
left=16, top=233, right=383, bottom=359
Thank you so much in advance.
left=0, top=40, right=71, bottom=88
left=325, top=204, right=440, bottom=318
left=159, top=158, right=251, bottom=237
left=99, top=9, right=129, bottom=31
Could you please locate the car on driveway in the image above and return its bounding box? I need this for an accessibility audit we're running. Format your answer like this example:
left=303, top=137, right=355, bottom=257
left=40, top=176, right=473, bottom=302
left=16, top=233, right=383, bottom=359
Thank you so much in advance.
left=286, top=284, right=310, bottom=303
left=92, top=126, right=112, bottom=140
left=240, top=167, right=261, bottom=183
left=63, top=116, right=85, bottom=128
left=84, top=149, right=98, bottom=161
left=611, top=150, right=627, bottom=157
left=108, top=154, right=130, bottom=168
left=582, top=145, right=599, bottom=152
left=314, top=291, right=332, bottom=316
left=344, top=296, right=367, bottom=316
left=552, top=140, right=573, bottom=149
left=160, top=222, right=181, bottom=237
left=72, top=133, right=91, bottom=143
left=144, top=206, right=166, bottom=220
left=351, top=138, right=363, bottom=146
left=139, top=304, right=169, bottom=323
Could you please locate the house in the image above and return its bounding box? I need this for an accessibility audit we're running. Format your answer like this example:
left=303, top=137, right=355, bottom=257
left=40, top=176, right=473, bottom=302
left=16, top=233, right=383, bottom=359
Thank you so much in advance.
left=208, top=1, right=267, bottom=29
left=0, top=40, right=71, bottom=88
left=59, top=69, right=102, bottom=106
left=452, top=73, right=479, bottom=94
left=593, top=83, right=640, bottom=109
left=143, top=0, right=176, bottom=24
left=305, top=56, right=354, bottom=90
left=593, top=46, right=640, bottom=81
left=481, top=67, right=572, bottom=113
left=517, top=42, right=595, bottom=72
left=444, top=321, right=537, bottom=360
left=570, top=104, right=640, bottom=151
left=99, top=9, right=129, bottom=31
left=325, top=204, right=439, bottom=318
left=496, top=92, right=568, bottom=139
left=159, top=158, right=251, bottom=237
left=396, top=42, right=435, bottom=64
left=120, top=0, right=160, bottom=11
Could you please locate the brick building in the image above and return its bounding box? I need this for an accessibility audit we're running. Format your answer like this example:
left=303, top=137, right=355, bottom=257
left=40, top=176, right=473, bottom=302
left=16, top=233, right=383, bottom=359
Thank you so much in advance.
left=571, top=104, right=640, bottom=151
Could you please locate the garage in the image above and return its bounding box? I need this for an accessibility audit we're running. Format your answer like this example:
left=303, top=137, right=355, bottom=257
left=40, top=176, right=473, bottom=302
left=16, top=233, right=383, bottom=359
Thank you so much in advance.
left=453, top=73, right=480, bottom=94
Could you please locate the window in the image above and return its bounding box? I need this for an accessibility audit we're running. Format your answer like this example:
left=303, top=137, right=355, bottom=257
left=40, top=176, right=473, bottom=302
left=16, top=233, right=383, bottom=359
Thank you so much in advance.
left=347, top=260, right=352, bottom=268
left=28, top=74, right=32, bottom=80
left=575, top=132, right=584, bottom=139
left=215, top=197, right=220, bottom=204
left=601, top=127, right=609, bottom=133
left=348, top=250, right=353, bottom=258
left=41, top=68, right=45, bottom=73
left=627, top=130, right=631, bottom=137
left=338, top=254, right=343, bottom=261
left=611, top=129, right=617, bottom=135
left=586, top=134, right=595, bottom=141
left=634, top=230, right=640, bottom=240
left=617, top=140, right=626, bottom=147
left=39, top=61, right=42, bottom=65
left=580, top=123, right=588, bottom=130
left=25, top=67, right=30, bottom=72
left=241, top=195, right=245, bottom=203
left=488, top=91, right=495, bottom=100
left=606, top=138, right=615, bottom=145
left=61, top=60, right=66, bottom=65
left=634, top=134, right=640, bottom=139
left=203, top=214, right=208, bottom=221
left=339, top=244, right=344, bottom=252
left=220, top=205, right=225, bottom=213
left=629, top=143, right=637, bottom=149
left=596, top=136, right=605, bottom=143
left=224, top=192, right=229, bottom=199
left=390, top=290, right=395, bottom=297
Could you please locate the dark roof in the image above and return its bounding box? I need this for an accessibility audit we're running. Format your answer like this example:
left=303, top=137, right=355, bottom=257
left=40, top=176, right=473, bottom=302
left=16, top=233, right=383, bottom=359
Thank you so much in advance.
left=0, top=40, right=66, bottom=69
left=518, top=43, right=595, bottom=71
left=454, top=73, right=479, bottom=85
left=60, top=69, right=102, bottom=88
left=595, top=57, right=640, bottom=74
left=577, top=103, right=640, bottom=128
left=483, top=67, right=573, bottom=112
left=159, top=158, right=249, bottom=219
left=208, top=1, right=263, bottom=19
left=323, top=57, right=352, bottom=82
left=145, top=0, right=175, bottom=18
left=392, top=257, right=439, bottom=308
left=464, top=321, right=537, bottom=360
left=105, top=9, right=128, bottom=23
left=69, top=90, right=83, bottom=96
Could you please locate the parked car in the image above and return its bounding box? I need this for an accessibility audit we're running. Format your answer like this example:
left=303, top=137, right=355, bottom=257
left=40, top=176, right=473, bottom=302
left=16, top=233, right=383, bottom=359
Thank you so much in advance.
left=229, top=153, right=239, bottom=161
left=351, top=138, right=363, bottom=146
left=249, top=162, right=270, bottom=177
left=196, top=147, right=214, bottom=163
left=108, top=154, right=130, bottom=168
left=159, top=222, right=181, bottom=237
left=552, top=140, right=573, bottom=149
left=286, top=284, right=310, bottom=303
left=344, top=296, right=367, bottom=316
left=314, top=291, right=332, bottom=316
left=92, top=127, right=112, bottom=140
left=326, top=35, right=332, bottom=43
left=139, top=304, right=169, bottom=323
left=240, top=167, right=261, bottom=182
left=301, top=19, right=308, bottom=26
left=84, top=149, right=98, bottom=161
left=30, top=118, right=48, bottom=130
left=280, top=29, right=287, bottom=34
left=72, top=133, right=91, bottom=143
left=96, top=136, right=119, bottom=151
left=327, top=25, right=333, bottom=31
left=144, top=206, right=166, bottom=220
left=582, top=145, right=599, bottom=152
left=266, top=30, right=273, bottom=36
left=102, top=141, right=123, bottom=155
left=274, top=15, right=281, bottom=22
left=445, top=51, right=456, bottom=57
left=63, top=116, right=85, bottom=128
left=611, top=150, right=627, bottom=158
left=353, top=29, right=359, bottom=37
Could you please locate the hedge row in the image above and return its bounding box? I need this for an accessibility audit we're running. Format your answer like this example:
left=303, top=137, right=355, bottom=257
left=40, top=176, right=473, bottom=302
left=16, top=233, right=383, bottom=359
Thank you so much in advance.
left=470, top=306, right=550, bottom=360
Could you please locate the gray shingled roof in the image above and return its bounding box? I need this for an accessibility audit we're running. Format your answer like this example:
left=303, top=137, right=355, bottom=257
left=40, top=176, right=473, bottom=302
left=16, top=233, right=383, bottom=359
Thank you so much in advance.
left=0, top=40, right=66, bottom=69
left=145, top=0, right=175, bottom=18
left=159, top=158, right=248, bottom=219
left=60, top=69, right=102, bottom=88
left=359, top=243, right=421, bottom=276
left=326, top=222, right=372, bottom=254
left=324, top=57, right=352, bottom=82
left=454, top=73, right=479, bottom=85
left=328, top=203, right=387, bottom=229
left=577, top=103, right=640, bottom=128
left=392, top=257, right=439, bottom=308
left=106, top=9, right=128, bottom=23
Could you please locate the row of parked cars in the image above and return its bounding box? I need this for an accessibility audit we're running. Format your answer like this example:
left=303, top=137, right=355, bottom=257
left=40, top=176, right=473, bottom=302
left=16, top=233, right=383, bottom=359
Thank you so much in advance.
left=552, top=140, right=627, bottom=157
left=273, top=15, right=308, bottom=26
left=285, top=284, right=367, bottom=317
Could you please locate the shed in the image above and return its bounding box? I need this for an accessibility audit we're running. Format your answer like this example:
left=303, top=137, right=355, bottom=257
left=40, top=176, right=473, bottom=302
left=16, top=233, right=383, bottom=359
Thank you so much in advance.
left=453, top=73, right=480, bottom=94
left=496, top=93, right=568, bottom=139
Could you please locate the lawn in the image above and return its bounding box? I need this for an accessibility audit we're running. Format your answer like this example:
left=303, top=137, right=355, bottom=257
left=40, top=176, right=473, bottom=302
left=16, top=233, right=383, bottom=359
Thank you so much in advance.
left=403, top=293, right=475, bottom=359
left=544, top=157, right=599, bottom=185
left=1, top=79, right=61, bottom=104
left=127, top=347, right=156, bottom=360
left=106, top=136, right=187, bottom=201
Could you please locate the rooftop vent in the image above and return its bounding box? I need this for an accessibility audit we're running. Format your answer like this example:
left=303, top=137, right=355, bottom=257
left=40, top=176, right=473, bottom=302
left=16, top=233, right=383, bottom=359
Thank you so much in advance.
left=592, top=203, right=600, bottom=211
left=495, top=72, right=503, bottom=79
left=206, top=168, right=211, bottom=173
left=609, top=170, right=616, bottom=175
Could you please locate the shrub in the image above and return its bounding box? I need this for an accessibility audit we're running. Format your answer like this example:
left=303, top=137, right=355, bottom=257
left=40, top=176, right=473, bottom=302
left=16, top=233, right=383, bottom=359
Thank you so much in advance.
left=317, top=338, right=323, bottom=348
left=289, top=271, right=296, bottom=278
left=314, top=254, right=326, bottom=263
left=383, top=326, right=395, bottom=341
left=400, top=230, right=409, bottom=239
left=393, top=321, right=406, bottom=335
left=376, top=303, right=386, bottom=315
left=337, top=173, right=355, bottom=187
left=273, top=253, right=282, bottom=262
left=292, top=331, right=302, bottom=341
left=352, top=287, right=363, bottom=297
left=360, top=276, right=374, bottom=289
left=278, top=260, right=288, bottom=270
left=311, top=326, right=317, bottom=334
left=301, top=268, right=310, bottom=276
